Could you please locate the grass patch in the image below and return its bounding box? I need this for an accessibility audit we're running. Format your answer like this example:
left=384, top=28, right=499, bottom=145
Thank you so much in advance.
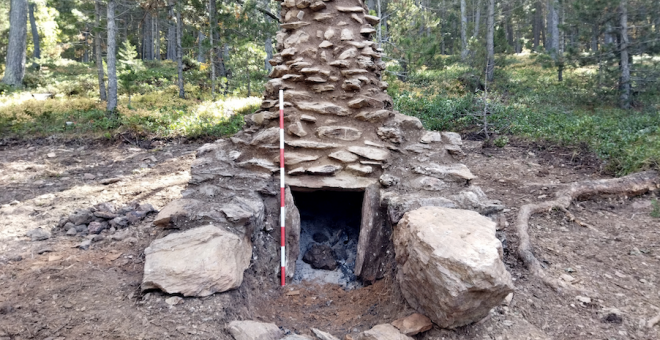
left=0, top=93, right=260, bottom=139
left=0, top=58, right=262, bottom=139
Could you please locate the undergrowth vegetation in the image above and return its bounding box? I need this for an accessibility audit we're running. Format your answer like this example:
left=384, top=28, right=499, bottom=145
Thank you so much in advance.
left=386, top=54, right=660, bottom=175
left=0, top=58, right=262, bottom=139
left=1, top=55, right=659, bottom=176
left=0, top=86, right=261, bottom=139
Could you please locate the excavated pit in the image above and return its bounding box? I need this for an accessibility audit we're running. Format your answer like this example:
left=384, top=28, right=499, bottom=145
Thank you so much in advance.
left=291, top=190, right=363, bottom=289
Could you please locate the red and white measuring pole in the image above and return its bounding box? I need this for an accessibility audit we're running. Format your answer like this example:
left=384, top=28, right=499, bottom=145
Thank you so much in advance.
left=279, top=89, right=286, bottom=286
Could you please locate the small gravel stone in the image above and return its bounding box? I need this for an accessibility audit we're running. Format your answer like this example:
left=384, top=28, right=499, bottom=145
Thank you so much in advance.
left=110, top=216, right=129, bottom=229
left=138, top=203, right=156, bottom=213
left=126, top=210, right=147, bottom=224
left=94, top=211, right=118, bottom=219
left=26, top=228, right=51, bottom=241
left=88, top=221, right=107, bottom=234
left=77, top=239, right=92, bottom=250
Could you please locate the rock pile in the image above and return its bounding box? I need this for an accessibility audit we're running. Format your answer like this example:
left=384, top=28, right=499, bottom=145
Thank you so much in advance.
left=54, top=201, right=157, bottom=237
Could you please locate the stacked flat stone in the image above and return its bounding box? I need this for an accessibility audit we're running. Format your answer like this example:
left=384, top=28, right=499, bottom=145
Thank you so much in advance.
left=231, top=0, right=398, bottom=182
left=230, top=0, right=496, bottom=195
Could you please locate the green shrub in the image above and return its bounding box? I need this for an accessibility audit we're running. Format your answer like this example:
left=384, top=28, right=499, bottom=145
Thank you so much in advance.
left=392, top=91, right=478, bottom=131
left=493, top=136, right=509, bottom=148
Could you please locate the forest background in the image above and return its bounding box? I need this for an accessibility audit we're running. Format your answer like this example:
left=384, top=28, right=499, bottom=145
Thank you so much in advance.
left=0, top=0, right=659, bottom=176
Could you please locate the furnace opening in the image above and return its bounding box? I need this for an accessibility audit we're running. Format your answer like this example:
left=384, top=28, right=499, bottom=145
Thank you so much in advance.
left=291, top=190, right=364, bottom=288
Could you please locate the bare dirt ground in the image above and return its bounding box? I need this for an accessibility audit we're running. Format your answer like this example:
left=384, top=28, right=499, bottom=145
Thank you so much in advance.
left=0, top=136, right=659, bottom=340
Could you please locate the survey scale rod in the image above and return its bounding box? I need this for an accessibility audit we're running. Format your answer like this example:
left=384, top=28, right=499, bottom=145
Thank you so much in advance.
left=279, top=89, right=286, bottom=286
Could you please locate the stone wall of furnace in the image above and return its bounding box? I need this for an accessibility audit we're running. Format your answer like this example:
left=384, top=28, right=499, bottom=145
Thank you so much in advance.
left=232, top=0, right=397, bottom=181
left=148, top=0, right=505, bottom=287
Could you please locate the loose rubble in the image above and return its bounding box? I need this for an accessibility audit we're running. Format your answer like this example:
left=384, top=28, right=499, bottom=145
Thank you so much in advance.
left=51, top=201, right=157, bottom=239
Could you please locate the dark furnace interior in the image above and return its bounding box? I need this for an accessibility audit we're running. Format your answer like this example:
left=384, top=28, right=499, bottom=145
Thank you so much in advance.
left=290, top=190, right=364, bottom=289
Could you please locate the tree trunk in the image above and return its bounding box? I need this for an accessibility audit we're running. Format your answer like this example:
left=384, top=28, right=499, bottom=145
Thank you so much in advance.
left=559, top=0, right=564, bottom=53
left=142, top=10, right=154, bottom=60
left=153, top=10, right=160, bottom=60
left=473, top=0, right=481, bottom=38
left=95, top=0, right=107, bottom=101
left=540, top=8, right=546, bottom=48
left=262, top=0, right=272, bottom=73
left=176, top=0, right=185, bottom=99
left=605, top=23, right=613, bottom=45
left=83, top=24, right=90, bottom=63
left=515, top=22, right=522, bottom=53
left=619, top=0, right=630, bottom=109
left=209, top=0, right=216, bottom=99
left=591, top=23, right=598, bottom=52
left=107, top=0, right=118, bottom=112
left=460, top=0, right=467, bottom=60
left=546, top=0, right=558, bottom=56
left=166, top=2, right=176, bottom=60
left=377, top=0, right=382, bottom=49
left=28, top=2, right=40, bottom=64
left=2, top=0, right=28, bottom=87
left=246, top=58, right=251, bottom=97
left=486, top=0, right=494, bottom=82
left=221, top=44, right=229, bottom=94
left=197, top=30, right=206, bottom=62
left=504, top=2, right=513, bottom=49
left=216, top=43, right=228, bottom=79
left=264, top=36, right=273, bottom=73
left=533, top=1, right=541, bottom=50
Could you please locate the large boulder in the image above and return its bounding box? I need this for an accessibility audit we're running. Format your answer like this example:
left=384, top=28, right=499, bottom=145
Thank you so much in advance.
left=142, top=225, right=251, bottom=297
left=393, top=206, right=514, bottom=328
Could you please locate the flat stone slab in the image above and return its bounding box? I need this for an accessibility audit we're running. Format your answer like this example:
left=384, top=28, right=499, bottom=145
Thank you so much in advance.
left=348, top=146, right=390, bottom=161
left=285, top=174, right=377, bottom=191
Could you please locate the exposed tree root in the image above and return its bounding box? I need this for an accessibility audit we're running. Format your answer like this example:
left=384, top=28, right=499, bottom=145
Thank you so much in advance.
left=514, top=170, right=660, bottom=291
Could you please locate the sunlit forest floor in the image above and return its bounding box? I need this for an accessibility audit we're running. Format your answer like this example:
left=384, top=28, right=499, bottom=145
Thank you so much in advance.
left=1, top=54, right=659, bottom=174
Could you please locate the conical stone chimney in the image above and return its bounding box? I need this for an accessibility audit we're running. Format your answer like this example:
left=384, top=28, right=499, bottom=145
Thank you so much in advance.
left=147, top=0, right=503, bottom=292
left=236, top=0, right=405, bottom=188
